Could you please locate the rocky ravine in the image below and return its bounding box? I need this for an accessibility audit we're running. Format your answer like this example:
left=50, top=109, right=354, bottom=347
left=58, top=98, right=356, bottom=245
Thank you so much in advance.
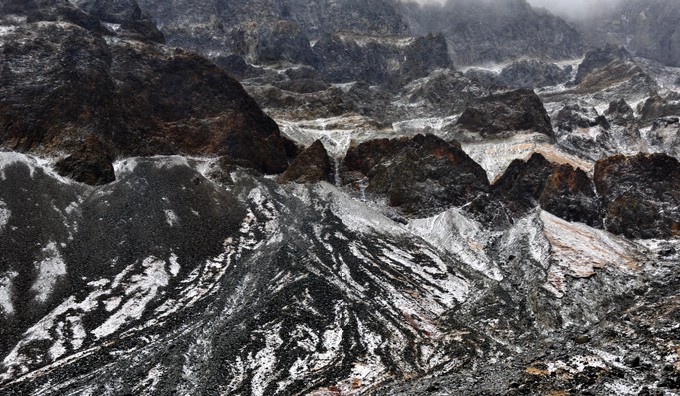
left=0, top=0, right=680, bottom=395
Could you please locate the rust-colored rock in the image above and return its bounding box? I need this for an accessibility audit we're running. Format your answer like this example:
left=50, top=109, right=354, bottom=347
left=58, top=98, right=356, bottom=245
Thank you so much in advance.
left=55, top=136, right=115, bottom=185
left=540, top=164, right=602, bottom=227
left=0, top=4, right=294, bottom=183
left=279, top=140, right=332, bottom=184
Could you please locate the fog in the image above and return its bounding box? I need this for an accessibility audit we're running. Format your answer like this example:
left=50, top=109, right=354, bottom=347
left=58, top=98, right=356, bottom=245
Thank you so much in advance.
left=408, top=0, right=624, bottom=20
left=527, top=0, right=623, bottom=20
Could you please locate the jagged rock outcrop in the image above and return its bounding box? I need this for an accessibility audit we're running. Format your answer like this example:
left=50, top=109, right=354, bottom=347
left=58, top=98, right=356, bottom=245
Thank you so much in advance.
left=571, top=45, right=657, bottom=95
left=278, top=140, right=332, bottom=184
left=54, top=136, right=116, bottom=185
left=343, top=134, right=490, bottom=217
left=455, top=89, right=554, bottom=141
left=0, top=2, right=295, bottom=182
left=498, top=60, right=573, bottom=89
left=646, top=117, right=680, bottom=159
left=539, top=164, right=602, bottom=227
left=594, top=153, right=680, bottom=238
left=638, top=92, right=680, bottom=125
left=493, top=153, right=601, bottom=226
left=313, top=33, right=452, bottom=87
left=398, top=0, right=584, bottom=66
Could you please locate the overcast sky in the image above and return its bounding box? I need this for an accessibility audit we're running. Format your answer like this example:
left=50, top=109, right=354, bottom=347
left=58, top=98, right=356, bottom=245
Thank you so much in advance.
left=527, top=0, right=622, bottom=19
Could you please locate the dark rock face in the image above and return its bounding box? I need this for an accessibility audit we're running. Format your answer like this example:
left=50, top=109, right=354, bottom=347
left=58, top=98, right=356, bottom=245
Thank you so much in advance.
left=539, top=164, right=602, bottom=227
left=54, top=137, right=116, bottom=185
left=638, top=93, right=680, bottom=125
left=314, top=33, right=452, bottom=87
left=498, top=60, right=573, bottom=89
left=343, top=134, right=490, bottom=217
left=0, top=8, right=294, bottom=182
left=399, top=0, right=584, bottom=66
left=555, top=104, right=609, bottom=132
left=73, top=0, right=143, bottom=24
left=493, top=153, right=556, bottom=217
left=571, top=45, right=657, bottom=94
left=594, top=153, right=680, bottom=238
left=605, top=98, right=636, bottom=125
left=278, top=140, right=332, bottom=184
left=493, top=153, right=601, bottom=226
left=455, top=89, right=554, bottom=141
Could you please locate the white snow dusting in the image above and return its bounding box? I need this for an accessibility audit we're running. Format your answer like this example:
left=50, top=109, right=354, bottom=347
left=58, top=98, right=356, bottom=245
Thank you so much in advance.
left=31, top=242, right=67, bottom=304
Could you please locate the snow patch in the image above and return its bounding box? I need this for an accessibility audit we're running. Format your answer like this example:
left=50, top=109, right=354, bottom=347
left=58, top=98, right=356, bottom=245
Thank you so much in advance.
left=0, top=271, right=18, bottom=316
left=92, top=256, right=171, bottom=339
left=0, top=200, right=10, bottom=231
left=164, top=209, right=179, bottom=227
left=31, top=242, right=67, bottom=303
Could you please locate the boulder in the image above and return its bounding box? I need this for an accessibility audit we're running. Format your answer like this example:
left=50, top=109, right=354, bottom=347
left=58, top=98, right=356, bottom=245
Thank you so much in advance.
left=279, top=140, right=332, bottom=184
left=455, top=89, right=554, bottom=141
left=343, top=134, right=490, bottom=217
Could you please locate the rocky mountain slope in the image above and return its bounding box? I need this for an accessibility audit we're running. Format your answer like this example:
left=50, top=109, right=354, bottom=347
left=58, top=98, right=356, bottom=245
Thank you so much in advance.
left=1, top=0, right=679, bottom=395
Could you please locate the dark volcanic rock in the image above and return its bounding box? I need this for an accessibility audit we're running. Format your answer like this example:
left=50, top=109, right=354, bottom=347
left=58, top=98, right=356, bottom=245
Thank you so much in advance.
left=493, top=153, right=556, bottom=217
left=73, top=0, right=142, bottom=24
left=54, top=136, right=115, bottom=185
left=594, top=153, right=680, bottom=238
left=313, top=32, right=452, bottom=87
left=343, top=134, right=490, bottom=217
left=455, top=89, right=554, bottom=141
left=279, top=140, right=332, bottom=184
left=555, top=104, right=609, bottom=132
left=0, top=15, right=294, bottom=178
left=498, top=60, right=573, bottom=89
left=572, top=45, right=657, bottom=94
left=494, top=153, right=601, bottom=225
left=539, top=164, right=602, bottom=227
left=638, top=93, right=680, bottom=126
left=605, top=98, right=636, bottom=125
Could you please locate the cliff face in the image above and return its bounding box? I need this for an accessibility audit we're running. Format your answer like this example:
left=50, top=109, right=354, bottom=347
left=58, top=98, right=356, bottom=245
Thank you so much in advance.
left=578, top=0, right=680, bottom=67
left=398, top=0, right=584, bottom=65
left=0, top=0, right=295, bottom=182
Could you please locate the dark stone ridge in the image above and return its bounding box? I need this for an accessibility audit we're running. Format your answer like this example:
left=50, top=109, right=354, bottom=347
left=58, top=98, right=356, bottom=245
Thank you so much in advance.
left=539, top=164, right=602, bottom=227
left=54, top=136, right=116, bottom=185
left=571, top=45, right=657, bottom=94
left=0, top=5, right=295, bottom=183
left=638, top=93, right=680, bottom=126
left=605, top=98, right=636, bottom=126
left=343, top=134, right=490, bottom=217
left=398, top=0, right=584, bottom=65
left=594, top=153, right=680, bottom=238
left=455, top=89, right=554, bottom=141
left=313, top=32, right=452, bottom=88
left=228, top=20, right=317, bottom=65
left=279, top=140, right=332, bottom=184
left=493, top=153, right=556, bottom=217
left=498, top=59, right=573, bottom=89
left=555, top=104, right=609, bottom=132
left=493, top=153, right=601, bottom=226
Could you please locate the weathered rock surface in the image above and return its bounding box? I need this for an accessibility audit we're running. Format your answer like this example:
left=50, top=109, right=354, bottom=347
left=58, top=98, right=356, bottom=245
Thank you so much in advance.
left=0, top=3, right=294, bottom=181
left=594, top=153, right=680, bottom=238
left=571, top=45, right=657, bottom=95
left=343, top=134, right=490, bottom=217
left=314, top=33, right=451, bottom=87
left=498, top=59, right=573, bottom=89
left=278, top=140, right=332, bottom=184
left=455, top=89, right=554, bottom=141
